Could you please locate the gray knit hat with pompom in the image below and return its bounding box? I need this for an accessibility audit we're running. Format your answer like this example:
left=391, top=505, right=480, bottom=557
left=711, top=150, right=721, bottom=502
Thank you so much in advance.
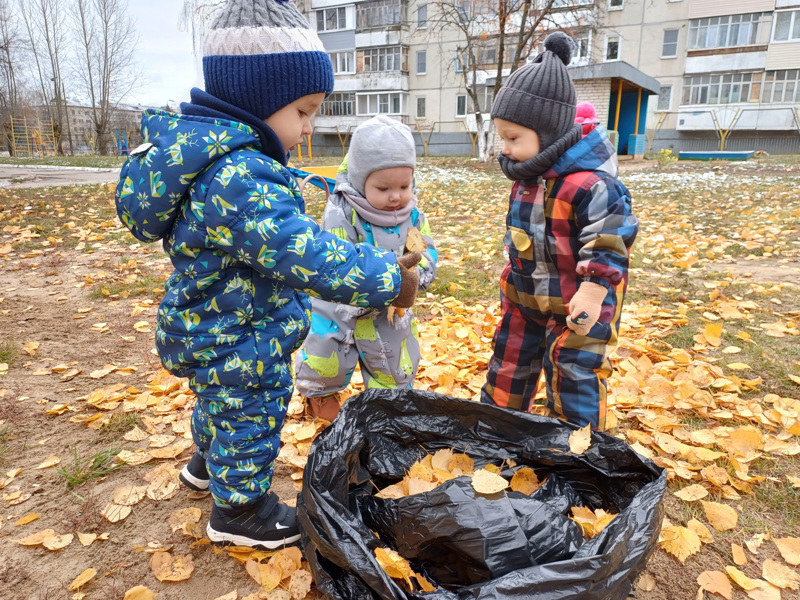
left=491, top=32, right=577, bottom=150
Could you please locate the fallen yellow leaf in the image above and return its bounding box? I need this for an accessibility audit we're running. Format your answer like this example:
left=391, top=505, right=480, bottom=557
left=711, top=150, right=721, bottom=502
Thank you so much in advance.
left=471, top=468, right=509, bottom=495
left=68, top=568, right=97, bottom=591
left=701, top=500, right=738, bottom=531
left=732, top=543, right=747, bottom=565
left=42, top=533, right=73, bottom=550
left=149, top=551, right=195, bottom=582
left=509, top=467, right=542, bottom=495
left=34, top=455, right=61, bottom=469
left=123, top=585, right=156, bottom=600
left=774, top=536, right=800, bottom=566
left=762, top=558, right=800, bottom=590
left=658, top=526, right=701, bottom=563
left=568, top=424, right=592, bottom=454
left=14, top=513, right=40, bottom=526
left=726, top=566, right=759, bottom=591
left=674, top=484, right=708, bottom=502
left=697, top=570, right=732, bottom=600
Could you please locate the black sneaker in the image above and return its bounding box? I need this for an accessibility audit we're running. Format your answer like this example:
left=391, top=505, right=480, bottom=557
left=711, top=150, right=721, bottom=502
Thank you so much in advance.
left=207, top=492, right=301, bottom=549
left=179, top=451, right=210, bottom=491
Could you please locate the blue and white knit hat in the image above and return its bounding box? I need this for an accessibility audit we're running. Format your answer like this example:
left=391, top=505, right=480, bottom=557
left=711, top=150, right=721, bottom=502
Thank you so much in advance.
left=203, top=0, right=334, bottom=120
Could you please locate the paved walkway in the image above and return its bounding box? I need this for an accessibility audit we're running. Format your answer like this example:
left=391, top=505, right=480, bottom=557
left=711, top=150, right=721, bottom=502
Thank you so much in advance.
left=0, top=165, right=120, bottom=189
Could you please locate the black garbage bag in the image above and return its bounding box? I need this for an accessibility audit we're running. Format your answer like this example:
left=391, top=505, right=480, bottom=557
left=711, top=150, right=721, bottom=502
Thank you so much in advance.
left=297, top=389, right=666, bottom=600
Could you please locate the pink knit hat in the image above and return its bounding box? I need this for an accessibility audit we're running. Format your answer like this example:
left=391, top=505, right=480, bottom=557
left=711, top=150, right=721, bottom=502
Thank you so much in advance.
left=574, top=101, right=598, bottom=124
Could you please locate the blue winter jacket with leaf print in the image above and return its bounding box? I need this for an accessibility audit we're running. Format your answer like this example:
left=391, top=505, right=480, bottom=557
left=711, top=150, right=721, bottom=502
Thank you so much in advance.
left=116, top=109, right=402, bottom=391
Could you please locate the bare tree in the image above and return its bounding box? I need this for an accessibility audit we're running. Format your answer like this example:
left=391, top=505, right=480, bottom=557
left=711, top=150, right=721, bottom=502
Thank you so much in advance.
left=180, top=0, right=224, bottom=59
left=0, top=0, right=22, bottom=116
left=430, top=0, right=592, bottom=161
left=18, top=0, right=68, bottom=153
left=72, top=0, right=139, bottom=154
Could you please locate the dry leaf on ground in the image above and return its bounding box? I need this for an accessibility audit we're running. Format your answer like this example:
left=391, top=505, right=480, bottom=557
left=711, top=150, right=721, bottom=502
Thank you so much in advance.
left=568, top=424, right=591, bottom=454
left=149, top=551, right=194, bottom=582
left=697, top=570, right=732, bottom=600
left=68, top=568, right=97, bottom=591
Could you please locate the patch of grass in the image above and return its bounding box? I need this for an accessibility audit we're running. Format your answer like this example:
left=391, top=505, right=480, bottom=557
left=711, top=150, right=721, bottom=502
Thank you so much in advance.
left=428, top=257, right=499, bottom=305
left=87, top=274, right=166, bottom=300
left=741, top=456, right=800, bottom=533
left=718, top=327, right=800, bottom=397
left=0, top=339, right=20, bottom=366
left=97, top=412, right=142, bottom=441
left=0, top=155, right=126, bottom=169
left=661, top=325, right=697, bottom=351
left=57, top=445, right=124, bottom=487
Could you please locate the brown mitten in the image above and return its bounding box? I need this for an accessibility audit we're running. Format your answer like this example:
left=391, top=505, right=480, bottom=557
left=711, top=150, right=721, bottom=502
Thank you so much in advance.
left=391, top=251, right=421, bottom=308
left=566, top=281, right=607, bottom=336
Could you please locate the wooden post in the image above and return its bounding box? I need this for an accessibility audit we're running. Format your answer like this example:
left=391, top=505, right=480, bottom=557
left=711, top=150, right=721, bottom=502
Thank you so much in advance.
left=645, top=111, right=667, bottom=154
left=462, top=120, right=479, bottom=156
left=335, top=125, right=351, bottom=157
left=613, top=79, right=623, bottom=132
left=634, top=88, right=642, bottom=135
left=415, top=119, right=436, bottom=157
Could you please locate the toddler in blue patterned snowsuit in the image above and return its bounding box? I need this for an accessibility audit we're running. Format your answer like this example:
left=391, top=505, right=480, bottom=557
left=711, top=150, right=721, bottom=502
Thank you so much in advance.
left=114, top=0, right=420, bottom=549
left=295, top=116, right=437, bottom=421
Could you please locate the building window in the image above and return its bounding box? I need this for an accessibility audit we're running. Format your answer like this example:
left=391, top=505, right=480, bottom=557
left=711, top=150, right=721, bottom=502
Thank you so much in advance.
left=416, top=96, right=426, bottom=119
left=357, top=92, right=406, bottom=115
left=572, top=34, right=591, bottom=64
left=417, top=3, right=427, bottom=29
left=762, top=70, right=800, bottom=103
left=662, top=29, right=679, bottom=58
left=455, top=48, right=469, bottom=72
left=316, top=7, right=347, bottom=32
left=320, top=92, right=355, bottom=116
left=605, top=35, right=620, bottom=61
left=688, top=13, right=762, bottom=49
left=416, top=50, right=427, bottom=75
left=357, top=0, right=405, bottom=29
left=773, top=10, right=800, bottom=42
left=456, top=94, right=467, bottom=117
left=681, top=72, right=756, bottom=105
left=657, top=84, right=672, bottom=110
left=609, top=0, right=623, bottom=10
left=362, top=46, right=406, bottom=72
left=329, top=51, right=355, bottom=74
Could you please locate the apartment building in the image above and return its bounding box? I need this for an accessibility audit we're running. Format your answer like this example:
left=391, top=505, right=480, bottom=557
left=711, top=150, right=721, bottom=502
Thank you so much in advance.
left=303, top=0, right=800, bottom=157
left=602, top=0, right=800, bottom=154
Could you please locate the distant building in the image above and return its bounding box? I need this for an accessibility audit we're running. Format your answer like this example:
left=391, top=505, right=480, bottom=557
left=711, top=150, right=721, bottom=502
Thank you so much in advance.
left=300, top=0, right=800, bottom=157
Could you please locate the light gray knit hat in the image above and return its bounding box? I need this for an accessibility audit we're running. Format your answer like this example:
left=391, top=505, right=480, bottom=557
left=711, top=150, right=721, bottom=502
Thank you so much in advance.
left=491, top=32, right=577, bottom=151
left=202, top=0, right=334, bottom=119
left=347, top=115, right=416, bottom=196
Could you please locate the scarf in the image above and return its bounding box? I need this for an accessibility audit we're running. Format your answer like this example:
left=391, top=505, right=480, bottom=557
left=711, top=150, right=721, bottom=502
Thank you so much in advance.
left=498, top=124, right=582, bottom=182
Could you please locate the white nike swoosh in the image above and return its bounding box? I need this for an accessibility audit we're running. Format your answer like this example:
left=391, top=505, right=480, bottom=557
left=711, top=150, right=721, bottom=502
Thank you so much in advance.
left=274, top=522, right=289, bottom=530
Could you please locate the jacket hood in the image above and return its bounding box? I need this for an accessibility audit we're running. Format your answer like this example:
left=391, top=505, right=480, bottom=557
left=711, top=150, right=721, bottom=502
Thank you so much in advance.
left=544, top=125, right=619, bottom=180
left=115, top=109, right=260, bottom=242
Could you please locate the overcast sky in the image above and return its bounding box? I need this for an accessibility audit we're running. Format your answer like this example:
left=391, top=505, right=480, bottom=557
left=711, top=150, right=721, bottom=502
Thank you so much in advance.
left=124, top=0, right=201, bottom=108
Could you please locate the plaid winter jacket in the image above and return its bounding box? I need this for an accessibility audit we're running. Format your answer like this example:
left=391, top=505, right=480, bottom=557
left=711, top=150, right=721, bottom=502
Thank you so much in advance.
left=504, top=126, right=638, bottom=316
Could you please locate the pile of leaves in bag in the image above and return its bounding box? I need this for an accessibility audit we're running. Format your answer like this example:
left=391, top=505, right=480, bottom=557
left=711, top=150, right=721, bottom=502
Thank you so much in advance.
left=297, top=389, right=666, bottom=600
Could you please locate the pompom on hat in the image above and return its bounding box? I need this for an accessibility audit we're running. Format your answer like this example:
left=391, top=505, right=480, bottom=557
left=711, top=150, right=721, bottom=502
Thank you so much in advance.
left=574, top=101, right=598, bottom=124
left=491, top=32, right=578, bottom=150
left=202, top=0, right=334, bottom=120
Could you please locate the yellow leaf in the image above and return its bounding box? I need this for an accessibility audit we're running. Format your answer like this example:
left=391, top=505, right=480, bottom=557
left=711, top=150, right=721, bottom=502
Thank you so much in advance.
left=43, top=533, right=73, bottom=550
left=168, top=507, right=202, bottom=534
left=471, top=468, right=509, bottom=495
left=149, top=551, right=195, bottom=582
left=746, top=581, right=782, bottom=600
left=294, top=423, right=317, bottom=441
left=687, top=518, right=714, bottom=544
left=78, top=533, right=98, bottom=546
left=510, top=467, right=542, bottom=495
left=288, top=568, right=313, bottom=600
left=658, top=525, right=702, bottom=563
left=404, top=227, right=427, bottom=253
left=123, top=426, right=149, bottom=442
left=774, top=537, right=800, bottom=566
left=635, top=573, right=656, bottom=592
left=704, top=322, right=723, bottom=346
left=14, top=528, right=56, bottom=546
left=375, top=546, right=414, bottom=585
left=408, top=460, right=435, bottom=483
left=762, top=559, right=800, bottom=590
left=726, top=363, right=752, bottom=371
left=568, top=424, right=592, bottom=454
left=68, top=568, right=97, bottom=591
left=701, top=501, right=738, bottom=531
left=447, top=453, right=474, bottom=475
left=101, top=503, right=131, bottom=523
left=732, top=543, right=747, bottom=565
left=133, top=321, right=151, bottom=333
left=14, top=513, right=40, bottom=526
left=726, top=566, right=759, bottom=590
left=674, top=484, right=708, bottom=502
left=112, top=485, right=148, bottom=506
left=123, top=586, right=156, bottom=600
left=697, top=571, right=732, bottom=600
left=415, top=573, right=436, bottom=592
left=23, top=342, right=40, bottom=356
left=34, top=455, right=61, bottom=469
left=431, top=448, right=453, bottom=471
